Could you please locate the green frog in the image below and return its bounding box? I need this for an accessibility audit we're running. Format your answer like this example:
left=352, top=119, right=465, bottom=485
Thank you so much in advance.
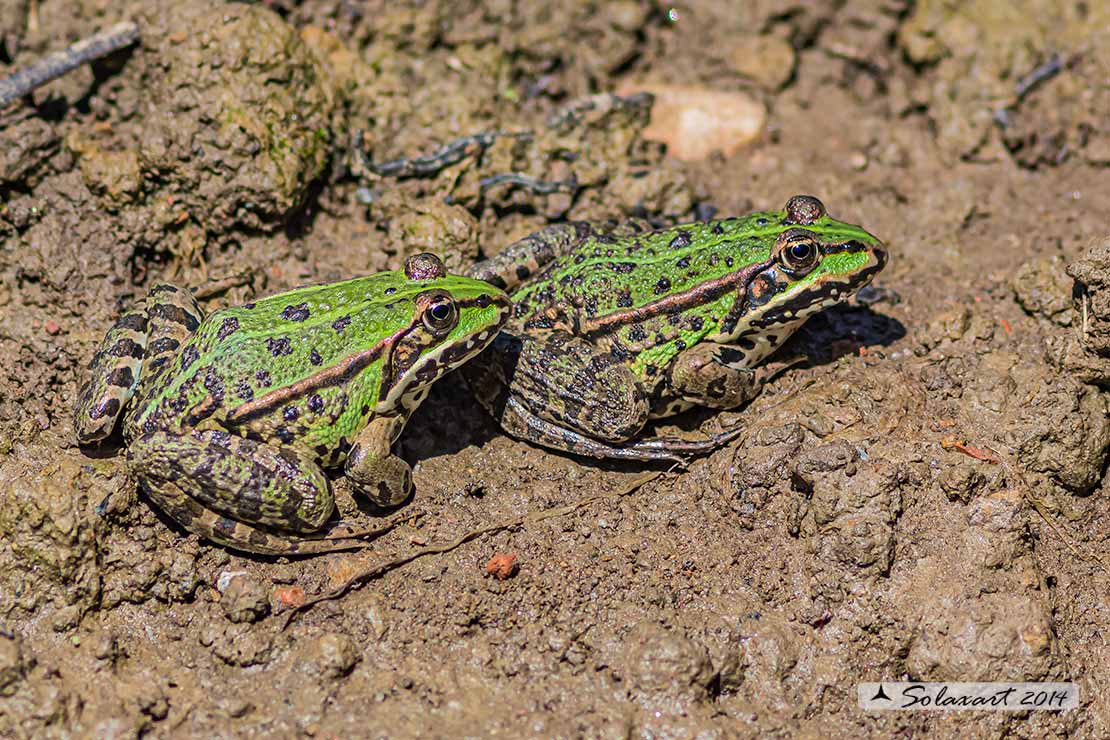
left=75, top=254, right=510, bottom=554
left=464, top=195, right=887, bottom=462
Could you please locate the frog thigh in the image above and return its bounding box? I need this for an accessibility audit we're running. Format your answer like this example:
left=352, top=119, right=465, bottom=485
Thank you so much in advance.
left=128, top=429, right=335, bottom=538
left=141, top=283, right=203, bottom=374
left=75, top=282, right=203, bottom=445
left=467, top=220, right=652, bottom=291
left=468, top=330, right=649, bottom=444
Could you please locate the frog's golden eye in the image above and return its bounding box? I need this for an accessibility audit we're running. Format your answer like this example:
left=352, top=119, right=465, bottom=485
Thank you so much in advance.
left=423, top=296, right=458, bottom=333
left=777, top=230, right=821, bottom=273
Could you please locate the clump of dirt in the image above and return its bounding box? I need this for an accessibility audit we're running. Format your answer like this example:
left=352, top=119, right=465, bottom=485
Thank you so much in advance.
left=1, top=0, right=1109, bottom=737
left=70, top=2, right=342, bottom=239
left=899, top=0, right=1110, bottom=166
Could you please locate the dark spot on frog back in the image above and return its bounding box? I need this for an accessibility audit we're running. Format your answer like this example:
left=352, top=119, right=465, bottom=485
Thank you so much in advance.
left=332, top=315, right=352, bottom=333
left=310, top=348, right=323, bottom=366
left=281, top=303, right=310, bottom=322
left=653, top=277, right=671, bottom=295
left=217, top=316, right=239, bottom=340
left=203, top=367, right=225, bottom=401
left=669, top=231, right=692, bottom=250
left=266, top=337, right=293, bottom=357
left=235, top=379, right=254, bottom=401
left=255, top=369, right=272, bottom=387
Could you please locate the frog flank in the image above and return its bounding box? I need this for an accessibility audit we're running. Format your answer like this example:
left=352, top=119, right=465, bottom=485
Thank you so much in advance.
left=464, top=195, right=887, bottom=462
left=75, top=254, right=510, bottom=554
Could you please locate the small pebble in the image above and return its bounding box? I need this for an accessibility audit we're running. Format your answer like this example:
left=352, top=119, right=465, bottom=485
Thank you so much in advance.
left=486, top=552, right=519, bottom=580
left=616, top=83, right=765, bottom=161
left=273, top=585, right=306, bottom=608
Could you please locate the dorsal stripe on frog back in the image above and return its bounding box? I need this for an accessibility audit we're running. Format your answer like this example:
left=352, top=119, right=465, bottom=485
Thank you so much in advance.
left=578, top=258, right=775, bottom=338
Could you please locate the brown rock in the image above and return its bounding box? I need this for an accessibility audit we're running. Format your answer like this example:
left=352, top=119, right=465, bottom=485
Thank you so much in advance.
left=617, top=83, right=765, bottom=161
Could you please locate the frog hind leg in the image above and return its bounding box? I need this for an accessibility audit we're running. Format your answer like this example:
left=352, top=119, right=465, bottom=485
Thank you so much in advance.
left=75, top=282, right=203, bottom=445
left=129, top=429, right=376, bottom=555
left=466, top=220, right=652, bottom=291
left=74, top=305, right=149, bottom=444
left=494, top=395, right=747, bottom=464
left=465, top=330, right=676, bottom=460
left=141, top=283, right=203, bottom=375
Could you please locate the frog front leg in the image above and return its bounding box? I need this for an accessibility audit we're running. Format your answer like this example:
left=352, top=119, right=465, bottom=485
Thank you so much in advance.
left=129, top=429, right=377, bottom=555
left=345, top=415, right=413, bottom=508
left=653, top=342, right=770, bottom=414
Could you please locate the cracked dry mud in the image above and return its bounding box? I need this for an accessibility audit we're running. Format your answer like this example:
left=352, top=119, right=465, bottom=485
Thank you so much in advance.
left=1, top=1, right=1109, bottom=737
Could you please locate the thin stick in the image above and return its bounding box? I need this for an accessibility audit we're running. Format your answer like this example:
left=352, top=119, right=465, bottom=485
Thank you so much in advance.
left=0, top=21, right=140, bottom=108
left=281, top=470, right=667, bottom=629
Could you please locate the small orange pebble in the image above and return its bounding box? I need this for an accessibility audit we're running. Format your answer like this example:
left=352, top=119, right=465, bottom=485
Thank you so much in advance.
left=273, top=586, right=306, bottom=608
left=940, top=433, right=962, bottom=450
left=935, top=418, right=956, bottom=429
left=485, top=552, right=519, bottom=581
left=44, top=319, right=61, bottom=335
left=999, top=318, right=1012, bottom=336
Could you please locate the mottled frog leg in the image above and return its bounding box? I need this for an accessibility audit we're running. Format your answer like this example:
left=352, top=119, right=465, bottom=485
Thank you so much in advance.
left=128, top=429, right=378, bottom=555
left=74, top=304, right=148, bottom=444
left=345, top=415, right=413, bottom=508
left=466, top=220, right=653, bottom=291
left=464, top=330, right=693, bottom=461
left=140, top=283, right=203, bottom=374
left=75, top=282, right=204, bottom=444
left=469, top=332, right=758, bottom=463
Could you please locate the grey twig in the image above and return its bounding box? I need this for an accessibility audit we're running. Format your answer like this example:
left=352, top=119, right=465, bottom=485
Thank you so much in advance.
left=0, top=21, right=140, bottom=108
left=356, top=130, right=533, bottom=178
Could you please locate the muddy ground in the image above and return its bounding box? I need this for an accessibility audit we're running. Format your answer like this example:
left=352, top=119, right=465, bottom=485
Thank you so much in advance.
left=1, top=0, right=1109, bottom=737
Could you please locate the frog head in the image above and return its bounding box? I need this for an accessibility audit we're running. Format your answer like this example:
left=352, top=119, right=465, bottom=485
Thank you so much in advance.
left=377, top=254, right=512, bottom=414
left=719, top=195, right=887, bottom=359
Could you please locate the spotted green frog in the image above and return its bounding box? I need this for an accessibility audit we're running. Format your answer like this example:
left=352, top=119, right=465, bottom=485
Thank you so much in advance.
left=75, top=254, right=510, bottom=554
left=464, top=195, right=887, bottom=462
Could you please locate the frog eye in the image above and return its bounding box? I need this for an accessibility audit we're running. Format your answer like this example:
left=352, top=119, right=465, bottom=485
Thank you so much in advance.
left=423, top=296, right=458, bottom=333
left=778, top=232, right=820, bottom=273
